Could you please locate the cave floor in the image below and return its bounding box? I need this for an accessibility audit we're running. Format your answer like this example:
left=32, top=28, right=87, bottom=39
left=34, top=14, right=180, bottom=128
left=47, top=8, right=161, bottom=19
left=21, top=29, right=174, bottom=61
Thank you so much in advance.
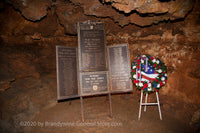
left=23, top=93, right=197, bottom=133
left=0, top=75, right=199, bottom=133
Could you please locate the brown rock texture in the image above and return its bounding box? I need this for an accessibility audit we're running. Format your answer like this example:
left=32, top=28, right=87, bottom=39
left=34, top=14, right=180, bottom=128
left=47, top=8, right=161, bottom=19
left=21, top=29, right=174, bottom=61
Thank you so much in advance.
left=104, top=0, right=194, bottom=15
left=0, top=0, right=200, bottom=132
left=0, top=0, right=199, bottom=104
left=6, top=0, right=51, bottom=21
left=5, top=0, right=195, bottom=33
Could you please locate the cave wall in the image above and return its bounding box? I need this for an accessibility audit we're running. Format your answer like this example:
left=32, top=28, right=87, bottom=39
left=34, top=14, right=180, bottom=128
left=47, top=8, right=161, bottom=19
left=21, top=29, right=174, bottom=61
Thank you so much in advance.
left=0, top=0, right=200, bottom=102
left=0, top=0, right=200, bottom=123
left=0, top=0, right=200, bottom=131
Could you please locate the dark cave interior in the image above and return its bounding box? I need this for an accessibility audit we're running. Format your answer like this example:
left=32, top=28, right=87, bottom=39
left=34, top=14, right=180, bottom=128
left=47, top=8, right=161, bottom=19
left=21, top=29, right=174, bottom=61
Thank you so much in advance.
left=0, top=0, right=200, bottom=132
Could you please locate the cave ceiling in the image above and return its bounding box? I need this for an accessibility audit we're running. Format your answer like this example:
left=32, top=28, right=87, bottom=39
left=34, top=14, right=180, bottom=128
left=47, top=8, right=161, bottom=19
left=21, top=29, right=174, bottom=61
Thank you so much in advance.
left=5, top=0, right=195, bottom=35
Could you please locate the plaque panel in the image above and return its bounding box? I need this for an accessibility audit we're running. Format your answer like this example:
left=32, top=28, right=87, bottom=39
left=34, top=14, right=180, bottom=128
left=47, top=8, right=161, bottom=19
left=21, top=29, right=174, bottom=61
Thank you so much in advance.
left=56, top=46, right=79, bottom=100
left=79, top=71, right=109, bottom=96
left=78, top=20, right=107, bottom=72
left=107, top=44, right=133, bottom=93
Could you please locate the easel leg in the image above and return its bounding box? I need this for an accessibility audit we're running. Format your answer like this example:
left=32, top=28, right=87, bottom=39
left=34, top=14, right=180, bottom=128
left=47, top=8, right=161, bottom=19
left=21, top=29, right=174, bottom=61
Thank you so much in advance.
left=138, top=90, right=143, bottom=121
left=80, top=96, right=84, bottom=122
left=144, top=93, right=148, bottom=112
left=108, top=93, right=113, bottom=118
left=156, top=92, right=162, bottom=120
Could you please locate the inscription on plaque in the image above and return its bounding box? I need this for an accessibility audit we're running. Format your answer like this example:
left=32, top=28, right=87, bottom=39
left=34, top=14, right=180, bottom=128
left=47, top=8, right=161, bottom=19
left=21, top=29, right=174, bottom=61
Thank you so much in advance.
left=107, top=44, right=133, bottom=93
left=78, top=21, right=107, bottom=72
left=79, top=71, right=109, bottom=96
left=56, top=46, right=78, bottom=100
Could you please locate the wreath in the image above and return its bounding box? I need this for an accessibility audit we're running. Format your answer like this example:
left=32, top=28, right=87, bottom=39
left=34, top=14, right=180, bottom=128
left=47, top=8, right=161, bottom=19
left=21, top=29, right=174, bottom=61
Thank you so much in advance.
left=131, top=54, right=167, bottom=93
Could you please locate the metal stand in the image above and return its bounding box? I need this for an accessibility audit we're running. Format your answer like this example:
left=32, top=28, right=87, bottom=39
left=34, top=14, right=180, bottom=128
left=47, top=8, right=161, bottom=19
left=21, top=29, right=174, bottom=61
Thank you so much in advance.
left=138, top=90, right=162, bottom=121
left=80, top=93, right=113, bottom=122
left=80, top=96, right=84, bottom=122
left=108, top=93, right=113, bottom=118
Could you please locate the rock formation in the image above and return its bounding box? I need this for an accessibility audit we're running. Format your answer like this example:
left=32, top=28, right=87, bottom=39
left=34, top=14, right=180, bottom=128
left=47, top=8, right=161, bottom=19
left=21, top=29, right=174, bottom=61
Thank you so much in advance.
left=0, top=0, right=200, bottom=132
left=5, top=0, right=195, bottom=34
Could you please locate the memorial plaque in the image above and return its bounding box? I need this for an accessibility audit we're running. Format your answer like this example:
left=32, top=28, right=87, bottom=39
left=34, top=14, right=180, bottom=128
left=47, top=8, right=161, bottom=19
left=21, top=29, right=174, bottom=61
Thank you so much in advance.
left=79, top=71, right=109, bottom=96
left=77, top=20, right=107, bottom=72
left=56, top=46, right=79, bottom=100
left=107, top=44, right=133, bottom=93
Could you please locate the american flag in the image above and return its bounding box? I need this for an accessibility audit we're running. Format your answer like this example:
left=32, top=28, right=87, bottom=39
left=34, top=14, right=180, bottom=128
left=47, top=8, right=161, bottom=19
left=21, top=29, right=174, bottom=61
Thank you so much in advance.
left=137, top=64, right=158, bottom=82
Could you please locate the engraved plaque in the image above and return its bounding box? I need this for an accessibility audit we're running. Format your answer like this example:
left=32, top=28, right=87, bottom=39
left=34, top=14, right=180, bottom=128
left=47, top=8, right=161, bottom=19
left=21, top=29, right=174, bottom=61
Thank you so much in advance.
left=79, top=71, right=109, bottom=96
left=56, top=46, right=79, bottom=100
left=107, top=44, right=133, bottom=93
left=78, top=20, right=107, bottom=72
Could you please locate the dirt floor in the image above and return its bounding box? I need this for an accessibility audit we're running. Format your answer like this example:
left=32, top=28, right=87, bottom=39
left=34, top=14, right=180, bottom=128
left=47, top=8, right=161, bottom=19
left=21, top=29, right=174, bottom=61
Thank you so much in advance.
left=0, top=75, right=199, bottom=133
left=22, top=94, right=199, bottom=133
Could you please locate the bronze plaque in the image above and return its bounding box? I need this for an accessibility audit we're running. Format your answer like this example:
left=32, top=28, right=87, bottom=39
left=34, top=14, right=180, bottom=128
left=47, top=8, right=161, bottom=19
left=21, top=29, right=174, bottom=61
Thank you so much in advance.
left=107, top=44, right=133, bottom=93
left=77, top=20, right=107, bottom=72
left=56, top=46, right=79, bottom=100
left=79, top=71, right=109, bottom=96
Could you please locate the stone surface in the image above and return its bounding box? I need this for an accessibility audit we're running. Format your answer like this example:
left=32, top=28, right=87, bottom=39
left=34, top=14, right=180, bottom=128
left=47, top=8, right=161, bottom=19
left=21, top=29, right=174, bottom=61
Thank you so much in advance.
left=4, top=0, right=195, bottom=33
left=0, top=0, right=199, bottom=104
left=104, top=0, right=194, bottom=15
left=6, top=0, right=51, bottom=21
left=54, top=0, right=92, bottom=35
left=0, top=79, right=15, bottom=92
left=190, top=109, right=200, bottom=128
left=0, top=0, right=199, bottom=132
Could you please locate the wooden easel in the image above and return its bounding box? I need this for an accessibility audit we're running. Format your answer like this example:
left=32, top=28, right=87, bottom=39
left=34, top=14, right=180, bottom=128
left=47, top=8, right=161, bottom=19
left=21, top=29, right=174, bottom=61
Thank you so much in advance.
left=80, top=93, right=113, bottom=122
left=138, top=90, right=162, bottom=121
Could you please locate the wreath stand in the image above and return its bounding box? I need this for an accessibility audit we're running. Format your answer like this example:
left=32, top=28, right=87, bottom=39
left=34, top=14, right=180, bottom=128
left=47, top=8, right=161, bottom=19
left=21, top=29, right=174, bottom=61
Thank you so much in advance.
left=138, top=90, right=162, bottom=121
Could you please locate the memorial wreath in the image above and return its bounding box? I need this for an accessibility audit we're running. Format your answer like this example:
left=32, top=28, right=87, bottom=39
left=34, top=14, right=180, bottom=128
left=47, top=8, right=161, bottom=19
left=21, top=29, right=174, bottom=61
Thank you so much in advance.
left=131, top=54, right=167, bottom=93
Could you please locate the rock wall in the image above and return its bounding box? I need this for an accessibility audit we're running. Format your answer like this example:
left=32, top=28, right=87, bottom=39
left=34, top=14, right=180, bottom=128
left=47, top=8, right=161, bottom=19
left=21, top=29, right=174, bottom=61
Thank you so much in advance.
left=0, top=0, right=199, bottom=103
left=4, top=0, right=195, bottom=33
left=0, top=0, right=199, bottom=132
left=0, top=2, right=200, bottom=130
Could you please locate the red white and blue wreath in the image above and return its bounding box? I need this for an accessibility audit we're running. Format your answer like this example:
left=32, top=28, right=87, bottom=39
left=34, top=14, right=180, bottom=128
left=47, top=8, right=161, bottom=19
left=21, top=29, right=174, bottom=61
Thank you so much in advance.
left=131, top=54, right=167, bottom=93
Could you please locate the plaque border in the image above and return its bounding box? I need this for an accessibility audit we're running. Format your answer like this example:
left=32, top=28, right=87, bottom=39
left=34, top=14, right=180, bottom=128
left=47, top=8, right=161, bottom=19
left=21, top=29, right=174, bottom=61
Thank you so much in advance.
left=56, top=45, right=80, bottom=101
left=79, top=71, right=110, bottom=96
left=107, top=44, right=133, bottom=93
